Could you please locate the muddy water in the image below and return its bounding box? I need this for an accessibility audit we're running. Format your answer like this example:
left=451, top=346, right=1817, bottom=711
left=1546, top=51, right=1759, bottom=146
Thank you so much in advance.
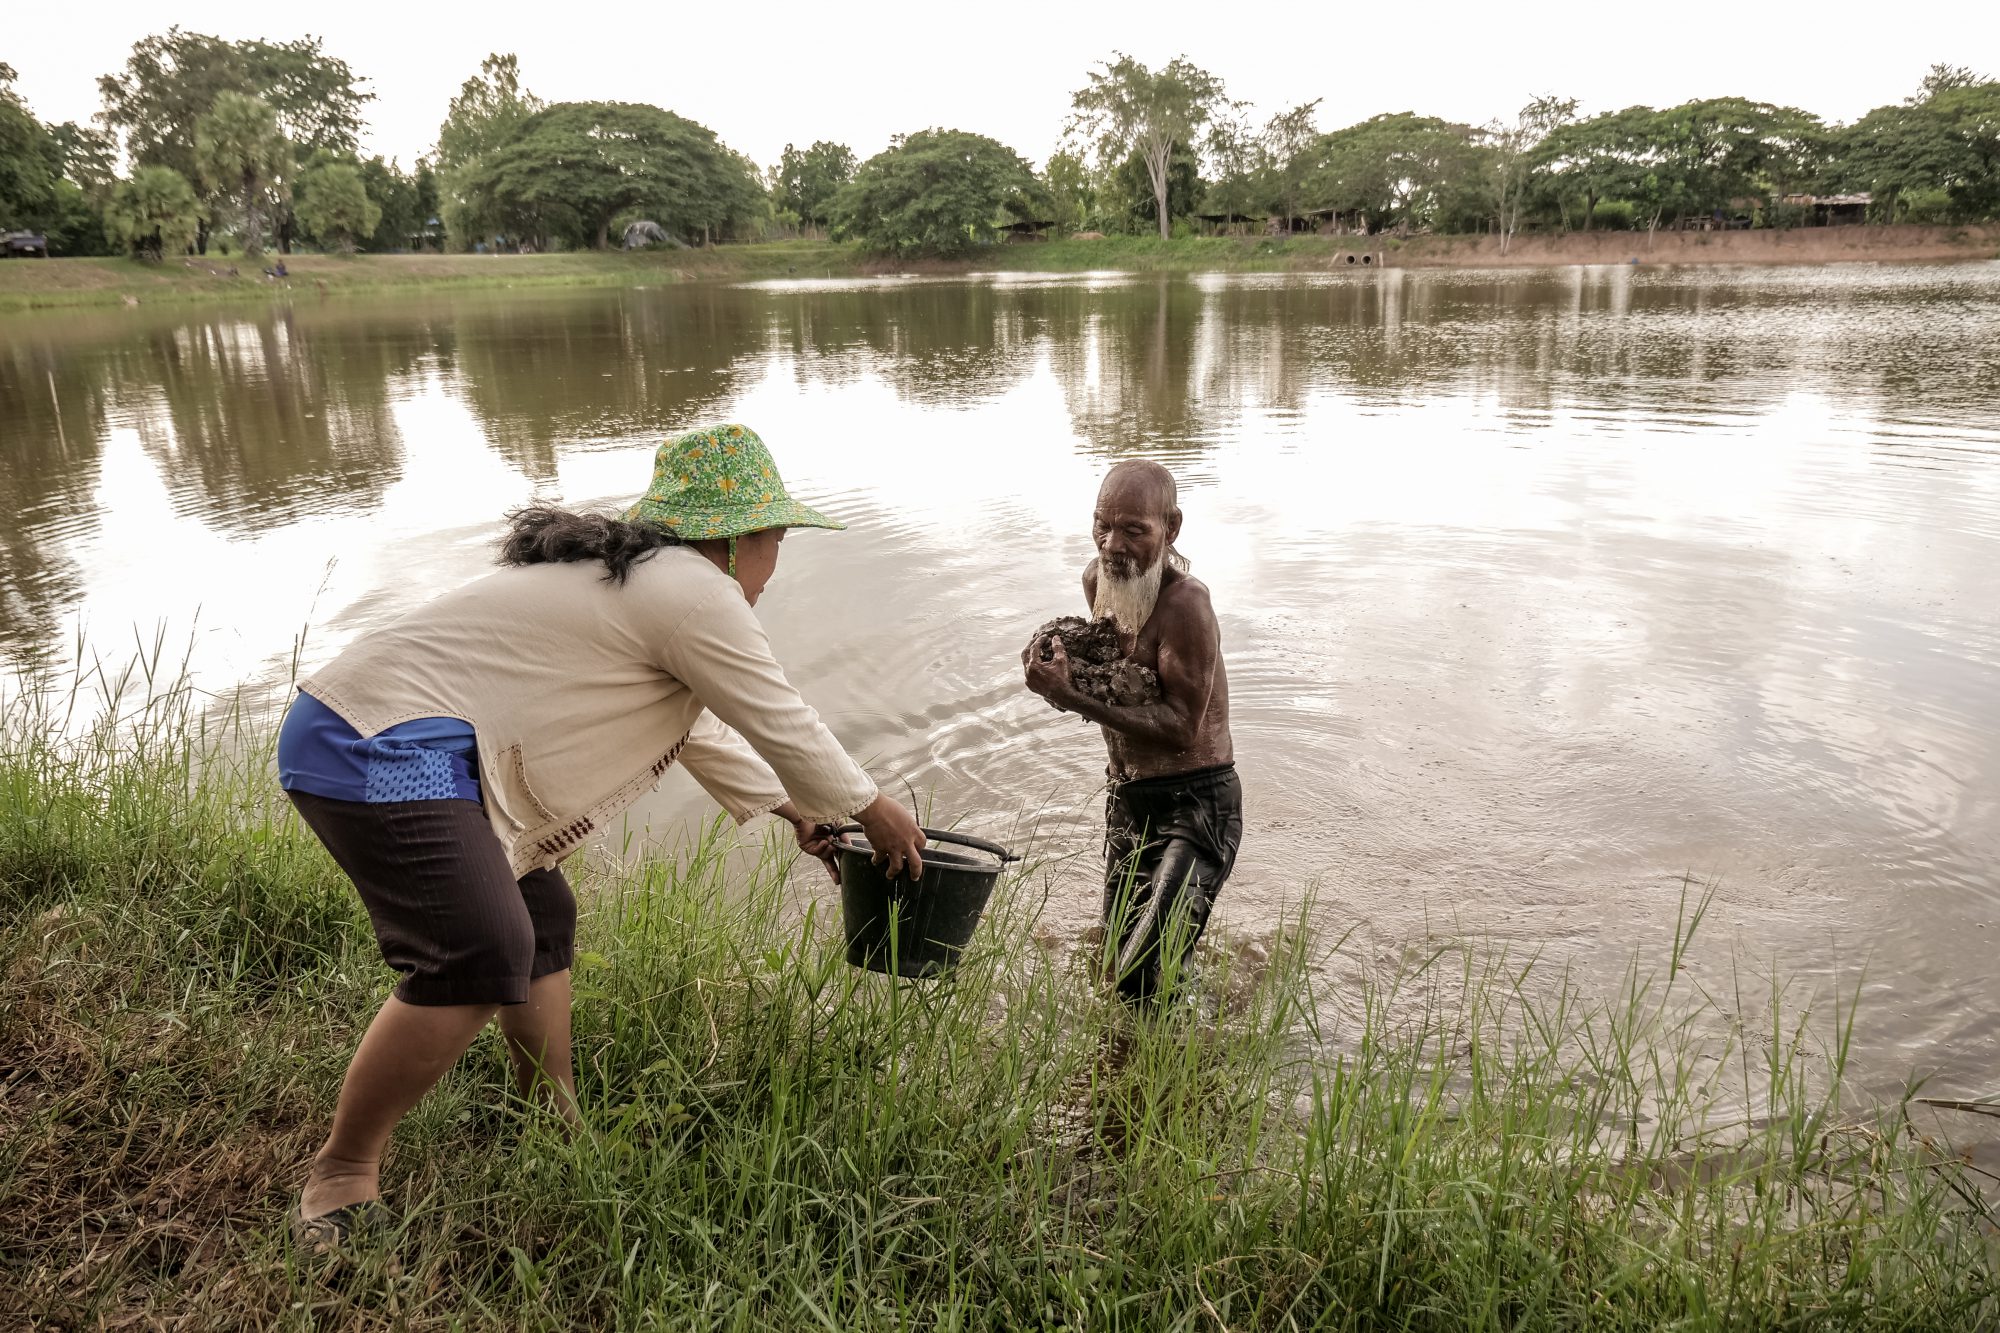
left=3, top=265, right=1997, bottom=1133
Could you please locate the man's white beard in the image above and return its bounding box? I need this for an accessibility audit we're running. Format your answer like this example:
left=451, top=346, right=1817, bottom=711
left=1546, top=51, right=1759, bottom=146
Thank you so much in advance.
left=1095, top=555, right=1165, bottom=634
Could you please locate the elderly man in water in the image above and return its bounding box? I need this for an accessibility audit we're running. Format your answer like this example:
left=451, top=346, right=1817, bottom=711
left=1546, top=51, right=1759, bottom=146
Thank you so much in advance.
left=1023, top=460, right=1240, bottom=1003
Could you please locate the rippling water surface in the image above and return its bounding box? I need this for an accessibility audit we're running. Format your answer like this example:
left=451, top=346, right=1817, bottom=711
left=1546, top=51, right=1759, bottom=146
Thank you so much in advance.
left=3, top=264, right=1997, bottom=1126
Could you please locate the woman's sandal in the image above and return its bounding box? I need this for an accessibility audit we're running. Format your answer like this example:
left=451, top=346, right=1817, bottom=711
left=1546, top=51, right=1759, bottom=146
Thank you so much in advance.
left=291, top=1199, right=399, bottom=1265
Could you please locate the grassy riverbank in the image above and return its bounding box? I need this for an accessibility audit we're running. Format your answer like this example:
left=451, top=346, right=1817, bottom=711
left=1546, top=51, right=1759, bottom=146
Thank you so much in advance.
left=3, top=224, right=1995, bottom=312
left=2, top=665, right=1995, bottom=1329
left=0, top=244, right=856, bottom=312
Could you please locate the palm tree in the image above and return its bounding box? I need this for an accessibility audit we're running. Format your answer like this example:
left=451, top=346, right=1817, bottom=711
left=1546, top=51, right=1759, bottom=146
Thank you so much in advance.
left=109, top=166, right=201, bottom=261
left=194, top=92, right=290, bottom=258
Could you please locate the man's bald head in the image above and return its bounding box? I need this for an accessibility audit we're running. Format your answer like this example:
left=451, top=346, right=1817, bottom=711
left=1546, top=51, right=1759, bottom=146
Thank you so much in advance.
left=1098, top=460, right=1180, bottom=521
left=1091, top=461, right=1188, bottom=633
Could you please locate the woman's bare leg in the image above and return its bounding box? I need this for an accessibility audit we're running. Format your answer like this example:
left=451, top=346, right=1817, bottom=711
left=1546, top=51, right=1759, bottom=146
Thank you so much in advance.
left=497, top=969, right=579, bottom=1122
left=301, top=997, right=500, bottom=1218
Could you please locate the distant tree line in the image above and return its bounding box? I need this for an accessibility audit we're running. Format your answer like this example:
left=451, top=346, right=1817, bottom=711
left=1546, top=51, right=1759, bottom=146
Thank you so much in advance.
left=703, top=56, right=2000, bottom=255
left=0, top=37, right=1994, bottom=261
left=1, top=31, right=434, bottom=260
left=1041, top=57, right=2000, bottom=249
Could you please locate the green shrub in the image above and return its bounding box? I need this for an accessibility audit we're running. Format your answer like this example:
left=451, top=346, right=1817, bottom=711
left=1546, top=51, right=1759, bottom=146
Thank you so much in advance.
left=1896, top=188, right=1957, bottom=224
left=1591, top=199, right=1637, bottom=230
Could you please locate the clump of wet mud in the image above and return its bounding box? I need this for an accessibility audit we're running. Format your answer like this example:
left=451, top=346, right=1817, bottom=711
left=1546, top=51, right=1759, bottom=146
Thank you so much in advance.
left=1029, top=616, right=1161, bottom=707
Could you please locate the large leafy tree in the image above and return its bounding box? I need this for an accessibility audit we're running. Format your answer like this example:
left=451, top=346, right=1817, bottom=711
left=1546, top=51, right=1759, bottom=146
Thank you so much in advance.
left=1612, top=110, right=1697, bottom=236
left=0, top=63, right=60, bottom=228
left=1263, top=100, right=1324, bottom=229
left=245, top=36, right=370, bottom=252
left=36, top=179, right=118, bottom=255
left=1042, top=149, right=1097, bottom=233
left=1655, top=98, right=1828, bottom=220
left=1564, top=107, right=1710, bottom=238
left=1923, top=78, right=1998, bottom=219
left=435, top=52, right=539, bottom=169
left=50, top=121, right=118, bottom=197
left=1913, top=63, right=1985, bottom=101
left=413, top=160, right=439, bottom=236
left=354, top=156, right=435, bottom=251
left=0, top=65, right=117, bottom=253
left=1201, top=110, right=1266, bottom=223
left=1070, top=54, right=1233, bottom=239
left=460, top=101, right=762, bottom=250
left=1537, top=100, right=1827, bottom=235
left=1535, top=106, right=1650, bottom=228
left=434, top=53, right=542, bottom=247
left=98, top=30, right=366, bottom=171
left=1750, top=103, right=1832, bottom=207
left=107, top=165, right=201, bottom=259
left=97, top=30, right=246, bottom=182
left=1487, top=95, right=1576, bottom=251
left=833, top=128, right=1043, bottom=256
left=1831, top=75, right=2000, bottom=221
left=1110, top=142, right=1200, bottom=232
left=295, top=159, right=380, bottom=252
left=722, top=149, right=773, bottom=241
left=1311, top=112, right=1489, bottom=233
left=774, top=140, right=856, bottom=233
left=237, top=36, right=370, bottom=154
left=52, top=122, right=122, bottom=254
left=97, top=29, right=367, bottom=252
left=194, top=91, right=290, bottom=257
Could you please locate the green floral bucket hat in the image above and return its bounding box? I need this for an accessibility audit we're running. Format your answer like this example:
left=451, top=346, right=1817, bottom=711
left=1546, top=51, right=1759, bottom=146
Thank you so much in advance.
left=623, top=424, right=845, bottom=540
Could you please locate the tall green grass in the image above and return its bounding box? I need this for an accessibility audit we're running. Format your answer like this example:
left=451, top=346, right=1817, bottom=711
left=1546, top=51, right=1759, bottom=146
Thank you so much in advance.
left=1, top=657, right=1993, bottom=1329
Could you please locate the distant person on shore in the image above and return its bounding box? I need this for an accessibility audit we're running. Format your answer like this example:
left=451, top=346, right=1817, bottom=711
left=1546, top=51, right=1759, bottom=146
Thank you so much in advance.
left=274, top=424, right=925, bottom=1253
left=1022, top=460, right=1240, bottom=1003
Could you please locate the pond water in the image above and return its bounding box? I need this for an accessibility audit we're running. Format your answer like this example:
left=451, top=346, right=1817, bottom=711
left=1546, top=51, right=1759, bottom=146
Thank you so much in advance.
left=3, top=264, right=1997, bottom=1133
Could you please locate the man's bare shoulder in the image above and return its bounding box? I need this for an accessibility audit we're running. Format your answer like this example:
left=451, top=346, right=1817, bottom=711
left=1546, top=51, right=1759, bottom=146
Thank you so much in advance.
left=1157, top=572, right=1219, bottom=637
left=1082, top=558, right=1100, bottom=599
left=1161, top=570, right=1215, bottom=615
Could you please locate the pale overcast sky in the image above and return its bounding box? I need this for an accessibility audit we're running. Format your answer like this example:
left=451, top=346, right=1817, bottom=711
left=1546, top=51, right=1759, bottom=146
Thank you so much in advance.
left=8, top=0, right=1995, bottom=171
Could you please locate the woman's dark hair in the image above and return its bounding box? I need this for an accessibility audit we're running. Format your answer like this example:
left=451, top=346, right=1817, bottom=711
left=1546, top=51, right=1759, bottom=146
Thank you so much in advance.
left=499, top=506, right=683, bottom=585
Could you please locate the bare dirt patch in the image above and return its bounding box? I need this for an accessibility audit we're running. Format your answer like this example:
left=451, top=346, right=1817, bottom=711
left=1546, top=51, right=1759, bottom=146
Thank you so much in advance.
left=1385, top=223, right=2000, bottom=269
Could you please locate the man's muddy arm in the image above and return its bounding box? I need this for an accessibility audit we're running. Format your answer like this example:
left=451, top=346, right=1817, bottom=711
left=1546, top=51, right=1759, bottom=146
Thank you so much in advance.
left=1046, top=594, right=1219, bottom=750
left=1051, top=685, right=1201, bottom=749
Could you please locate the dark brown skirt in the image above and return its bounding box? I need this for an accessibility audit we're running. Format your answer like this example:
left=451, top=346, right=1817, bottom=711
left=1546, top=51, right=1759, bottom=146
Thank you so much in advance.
left=288, top=790, right=575, bottom=1006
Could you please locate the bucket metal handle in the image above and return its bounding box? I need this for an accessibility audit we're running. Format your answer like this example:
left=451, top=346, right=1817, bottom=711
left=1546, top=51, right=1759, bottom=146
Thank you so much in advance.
left=830, top=825, right=1021, bottom=864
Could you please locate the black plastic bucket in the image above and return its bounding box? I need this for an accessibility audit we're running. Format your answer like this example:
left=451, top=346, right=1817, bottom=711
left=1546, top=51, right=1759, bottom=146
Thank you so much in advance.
left=833, top=825, right=1018, bottom=977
